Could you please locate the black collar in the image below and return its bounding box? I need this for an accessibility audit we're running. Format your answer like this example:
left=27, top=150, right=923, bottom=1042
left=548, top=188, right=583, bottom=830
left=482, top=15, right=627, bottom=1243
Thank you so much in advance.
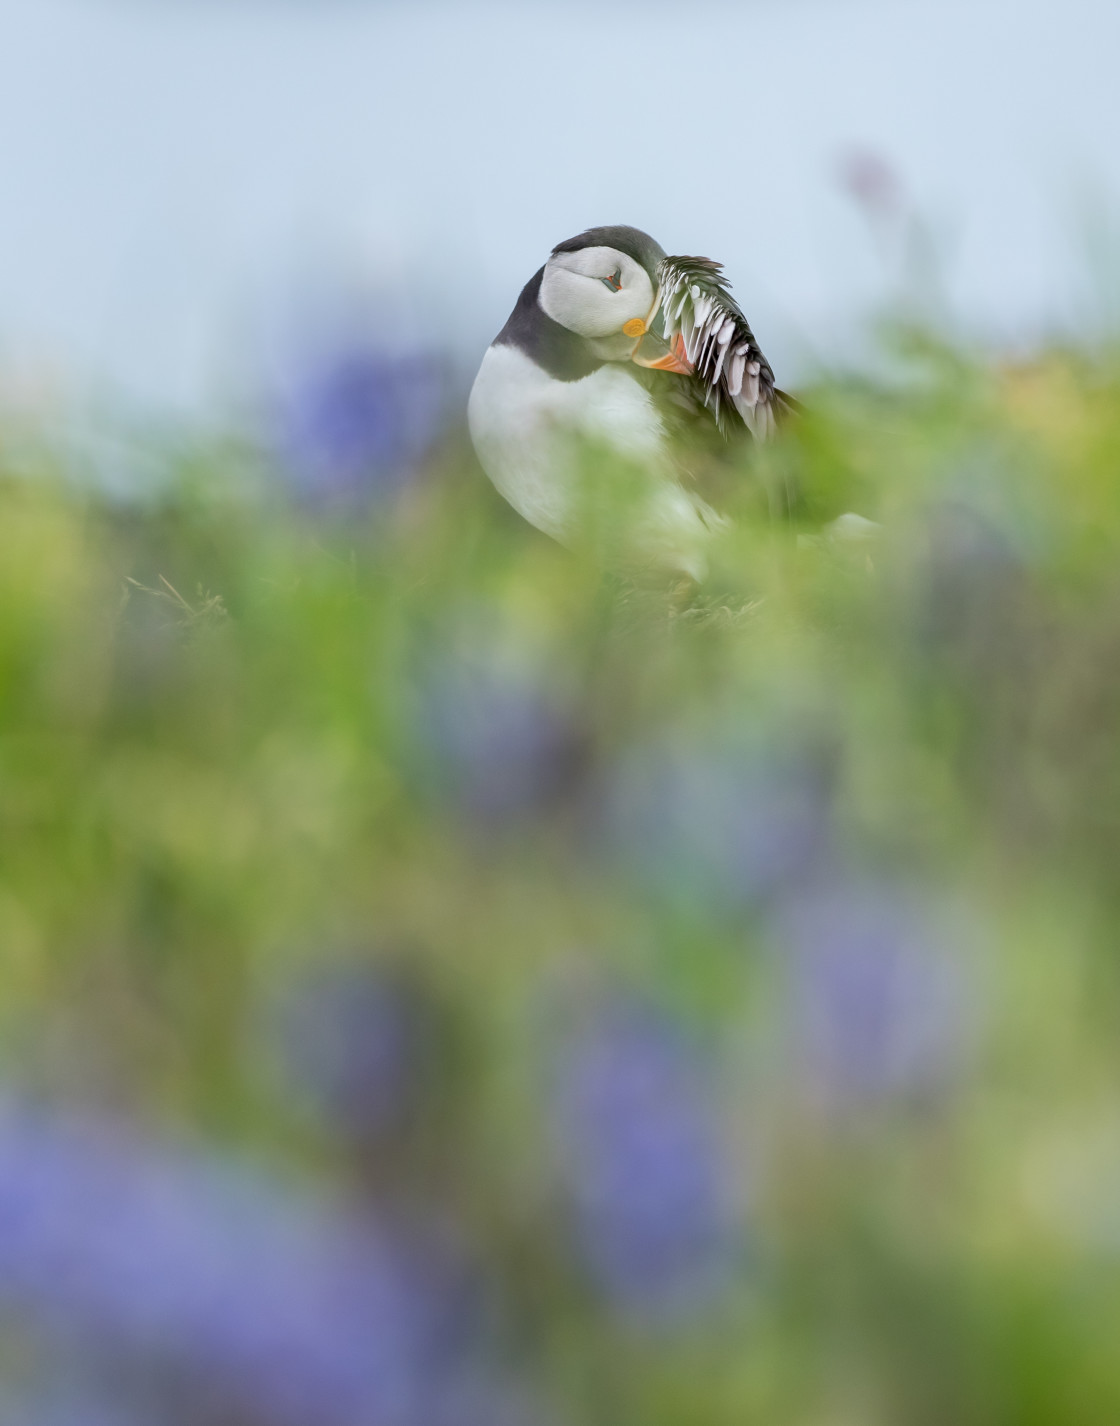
left=493, top=268, right=604, bottom=383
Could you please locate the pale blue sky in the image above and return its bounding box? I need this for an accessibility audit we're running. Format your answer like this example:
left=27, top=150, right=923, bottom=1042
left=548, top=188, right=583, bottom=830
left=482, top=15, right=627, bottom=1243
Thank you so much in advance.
left=0, top=0, right=1117, bottom=411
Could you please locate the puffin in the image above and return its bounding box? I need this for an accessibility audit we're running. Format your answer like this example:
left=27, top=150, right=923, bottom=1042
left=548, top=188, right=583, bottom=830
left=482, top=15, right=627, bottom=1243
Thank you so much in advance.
left=468, top=224, right=797, bottom=580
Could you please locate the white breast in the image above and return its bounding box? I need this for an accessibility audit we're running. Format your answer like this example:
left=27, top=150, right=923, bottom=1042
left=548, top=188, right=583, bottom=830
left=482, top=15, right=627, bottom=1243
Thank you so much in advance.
left=468, top=344, right=717, bottom=579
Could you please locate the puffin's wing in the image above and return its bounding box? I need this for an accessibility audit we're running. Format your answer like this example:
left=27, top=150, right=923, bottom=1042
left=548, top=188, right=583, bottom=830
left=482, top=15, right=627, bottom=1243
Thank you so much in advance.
left=657, top=256, right=788, bottom=439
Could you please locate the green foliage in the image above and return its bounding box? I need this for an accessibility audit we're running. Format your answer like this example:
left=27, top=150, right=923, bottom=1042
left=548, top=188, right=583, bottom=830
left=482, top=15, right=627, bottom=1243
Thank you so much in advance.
left=2, top=349, right=1120, bottom=1424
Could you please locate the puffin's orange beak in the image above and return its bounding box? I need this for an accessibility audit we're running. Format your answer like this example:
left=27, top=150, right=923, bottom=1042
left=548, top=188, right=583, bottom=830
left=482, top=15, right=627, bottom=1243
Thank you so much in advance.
left=629, top=329, right=694, bottom=374
left=625, top=288, right=694, bottom=373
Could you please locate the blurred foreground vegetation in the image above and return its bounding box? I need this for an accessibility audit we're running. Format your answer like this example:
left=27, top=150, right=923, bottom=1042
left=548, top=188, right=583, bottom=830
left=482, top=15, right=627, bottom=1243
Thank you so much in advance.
left=2, top=342, right=1120, bottom=1425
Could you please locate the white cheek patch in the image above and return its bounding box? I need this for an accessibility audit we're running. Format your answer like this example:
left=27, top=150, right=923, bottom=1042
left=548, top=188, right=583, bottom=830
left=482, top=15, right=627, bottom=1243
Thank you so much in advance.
left=539, top=247, right=655, bottom=339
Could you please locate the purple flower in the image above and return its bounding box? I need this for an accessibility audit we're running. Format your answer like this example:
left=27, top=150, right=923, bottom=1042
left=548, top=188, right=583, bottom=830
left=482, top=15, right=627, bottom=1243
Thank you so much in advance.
left=775, top=879, right=974, bottom=1109
left=414, top=632, right=583, bottom=826
left=602, top=730, right=832, bottom=910
left=910, top=497, right=1027, bottom=658
left=550, top=996, right=740, bottom=1323
left=836, top=147, right=905, bottom=222
left=275, top=345, right=448, bottom=506
left=267, top=960, right=432, bottom=1145
left=0, top=1394, right=144, bottom=1426
left=0, top=1099, right=525, bottom=1426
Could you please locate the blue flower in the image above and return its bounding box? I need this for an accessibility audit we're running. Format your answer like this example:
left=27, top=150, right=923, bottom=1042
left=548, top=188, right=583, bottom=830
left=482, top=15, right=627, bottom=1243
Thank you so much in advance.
left=275, top=345, right=448, bottom=506
left=775, top=879, right=973, bottom=1109
left=0, top=1099, right=525, bottom=1426
left=910, top=497, right=1027, bottom=656
left=413, top=628, right=583, bottom=827
left=550, top=996, right=740, bottom=1323
left=602, top=727, right=832, bottom=911
left=266, top=959, right=432, bottom=1145
left=0, top=1393, right=144, bottom=1426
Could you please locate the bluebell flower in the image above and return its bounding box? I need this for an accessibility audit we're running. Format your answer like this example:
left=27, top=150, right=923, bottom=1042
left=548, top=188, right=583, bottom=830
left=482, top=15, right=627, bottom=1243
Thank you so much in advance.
left=837, top=147, right=905, bottom=223
left=550, top=995, right=740, bottom=1323
left=413, top=628, right=583, bottom=827
left=0, top=1384, right=150, bottom=1426
left=0, top=1099, right=526, bottom=1426
left=266, top=959, right=432, bottom=1145
left=275, top=344, right=448, bottom=507
left=910, top=497, right=1027, bottom=656
left=775, top=879, right=973, bottom=1109
left=602, top=726, right=832, bottom=911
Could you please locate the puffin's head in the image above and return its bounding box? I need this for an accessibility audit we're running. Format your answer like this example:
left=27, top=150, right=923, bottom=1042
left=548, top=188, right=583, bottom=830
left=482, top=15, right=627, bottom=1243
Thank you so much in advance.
left=539, top=225, right=694, bottom=373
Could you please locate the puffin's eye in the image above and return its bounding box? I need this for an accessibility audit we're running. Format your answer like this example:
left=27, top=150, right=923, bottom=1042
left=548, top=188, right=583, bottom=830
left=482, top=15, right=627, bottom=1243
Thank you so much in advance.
left=599, top=268, right=623, bottom=293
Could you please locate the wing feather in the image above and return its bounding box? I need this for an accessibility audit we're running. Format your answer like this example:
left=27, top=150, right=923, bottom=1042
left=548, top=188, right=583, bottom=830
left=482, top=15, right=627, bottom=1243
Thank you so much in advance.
left=655, top=255, right=789, bottom=440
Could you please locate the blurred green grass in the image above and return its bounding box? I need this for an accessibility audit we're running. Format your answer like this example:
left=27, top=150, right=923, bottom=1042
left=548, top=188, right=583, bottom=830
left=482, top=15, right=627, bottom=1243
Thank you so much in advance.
left=3, top=343, right=1120, bottom=1424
